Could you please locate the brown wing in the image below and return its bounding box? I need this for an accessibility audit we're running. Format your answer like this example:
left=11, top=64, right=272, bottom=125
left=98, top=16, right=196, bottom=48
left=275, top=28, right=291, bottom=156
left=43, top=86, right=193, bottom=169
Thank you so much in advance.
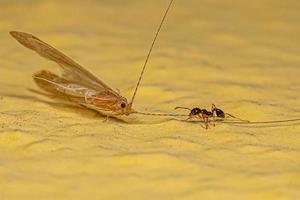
left=10, top=31, right=116, bottom=93
left=33, top=70, right=88, bottom=104
left=33, top=70, right=122, bottom=111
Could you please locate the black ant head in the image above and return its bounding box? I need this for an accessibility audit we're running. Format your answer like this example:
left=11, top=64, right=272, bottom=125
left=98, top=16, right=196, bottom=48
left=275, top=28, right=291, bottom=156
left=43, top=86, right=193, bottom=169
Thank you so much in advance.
left=190, top=107, right=201, bottom=116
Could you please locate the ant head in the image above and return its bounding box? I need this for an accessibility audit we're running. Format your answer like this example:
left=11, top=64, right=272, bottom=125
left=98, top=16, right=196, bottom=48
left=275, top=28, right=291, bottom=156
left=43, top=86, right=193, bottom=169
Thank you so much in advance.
left=190, top=107, right=202, bottom=116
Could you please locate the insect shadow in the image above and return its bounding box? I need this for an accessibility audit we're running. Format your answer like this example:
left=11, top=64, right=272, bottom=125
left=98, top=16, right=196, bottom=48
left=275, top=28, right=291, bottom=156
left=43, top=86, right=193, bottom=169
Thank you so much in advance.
left=1, top=87, right=174, bottom=124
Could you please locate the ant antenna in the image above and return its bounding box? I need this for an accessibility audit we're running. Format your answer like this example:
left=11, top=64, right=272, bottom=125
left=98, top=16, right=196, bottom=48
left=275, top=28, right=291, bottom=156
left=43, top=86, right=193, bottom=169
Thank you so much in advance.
left=130, top=0, right=174, bottom=105
left=174, top=106, right=192, bottom=111
left=225, top=113, right=250, bottom=122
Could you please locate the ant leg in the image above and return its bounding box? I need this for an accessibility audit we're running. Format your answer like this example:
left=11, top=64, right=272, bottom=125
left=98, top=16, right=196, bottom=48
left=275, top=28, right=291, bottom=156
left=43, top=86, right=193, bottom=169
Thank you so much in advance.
left=212, top=118, right=216, bottom=127
left=175, top=107, right=193, bottom=121
left=184, top=117, right=192, bottom=121
left=204, top=117, right=209, bottom=129
left=211, top=104, right=217, bottom=126
left=212, top=114, right=216, bottom=127
left=199, top=120, right=206, bottom=129
left=199, top=114, right=209, bottom=129
left=184, top=116, right=193, bottom=121
left=199, top=124, right=206, bottom=129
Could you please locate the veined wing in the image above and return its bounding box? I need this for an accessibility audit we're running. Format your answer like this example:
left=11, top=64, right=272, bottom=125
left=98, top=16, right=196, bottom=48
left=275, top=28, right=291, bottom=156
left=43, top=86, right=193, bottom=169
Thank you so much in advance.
left=33, top=70, right=96, bottom=105
left=10, top=31, right=116, bottom=94
left=33, top=70, right=121, bottom=110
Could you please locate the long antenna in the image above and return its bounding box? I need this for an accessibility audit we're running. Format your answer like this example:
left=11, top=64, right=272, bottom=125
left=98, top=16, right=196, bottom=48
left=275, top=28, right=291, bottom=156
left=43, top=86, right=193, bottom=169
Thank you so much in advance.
left=130, top=0, right=174, bottom=105
left=133, top=110, right=187, bottom=117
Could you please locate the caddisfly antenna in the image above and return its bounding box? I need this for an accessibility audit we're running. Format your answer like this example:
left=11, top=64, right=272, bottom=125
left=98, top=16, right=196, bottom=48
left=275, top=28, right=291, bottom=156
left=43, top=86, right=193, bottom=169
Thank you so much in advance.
left=130, top=0, right=174, bottom=106
left=133, top=110, right=187, bottom=117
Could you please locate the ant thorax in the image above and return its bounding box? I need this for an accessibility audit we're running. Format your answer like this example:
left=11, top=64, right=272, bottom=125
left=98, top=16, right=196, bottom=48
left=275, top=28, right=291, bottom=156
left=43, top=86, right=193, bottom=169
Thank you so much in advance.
left=200, top=109, right=212, bottom=117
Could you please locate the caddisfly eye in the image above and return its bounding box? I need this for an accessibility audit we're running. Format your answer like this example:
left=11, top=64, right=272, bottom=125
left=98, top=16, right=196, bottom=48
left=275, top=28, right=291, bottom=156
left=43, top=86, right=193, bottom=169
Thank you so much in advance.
left=121, top=103, right=126, bottom=108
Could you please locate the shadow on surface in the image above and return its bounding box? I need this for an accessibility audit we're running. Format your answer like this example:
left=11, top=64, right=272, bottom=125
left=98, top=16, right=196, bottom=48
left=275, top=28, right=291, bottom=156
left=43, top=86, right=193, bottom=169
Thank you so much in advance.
left=174, top=118, right=300, bottom=129
left=1, top=88, right=174, bottom=125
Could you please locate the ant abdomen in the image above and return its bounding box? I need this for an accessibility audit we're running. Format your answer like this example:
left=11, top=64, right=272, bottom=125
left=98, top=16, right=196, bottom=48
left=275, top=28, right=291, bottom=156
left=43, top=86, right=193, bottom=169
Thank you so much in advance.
left=215, top=109, right=225, bottom=118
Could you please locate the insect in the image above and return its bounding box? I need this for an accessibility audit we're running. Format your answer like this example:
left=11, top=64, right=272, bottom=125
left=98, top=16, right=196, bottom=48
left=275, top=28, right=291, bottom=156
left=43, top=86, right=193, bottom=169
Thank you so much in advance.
left=175, top=104, right=249, bottom=129
left=9, top=0, right=174, bottom=118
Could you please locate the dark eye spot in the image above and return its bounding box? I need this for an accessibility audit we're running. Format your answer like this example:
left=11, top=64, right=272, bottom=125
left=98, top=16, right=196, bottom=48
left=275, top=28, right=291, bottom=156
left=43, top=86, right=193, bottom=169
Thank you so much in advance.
left=121, top=103, right=126, bottom=108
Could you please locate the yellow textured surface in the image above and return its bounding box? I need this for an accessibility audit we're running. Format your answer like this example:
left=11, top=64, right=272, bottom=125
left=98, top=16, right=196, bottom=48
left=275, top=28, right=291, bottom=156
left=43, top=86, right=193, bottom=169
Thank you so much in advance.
left=0, top=0, right=300, bottom=199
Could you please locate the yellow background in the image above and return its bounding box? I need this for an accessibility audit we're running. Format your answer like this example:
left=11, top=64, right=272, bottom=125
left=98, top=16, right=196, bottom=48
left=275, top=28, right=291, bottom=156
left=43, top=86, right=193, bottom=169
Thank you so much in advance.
left=0, top=0, right=300, bottom=199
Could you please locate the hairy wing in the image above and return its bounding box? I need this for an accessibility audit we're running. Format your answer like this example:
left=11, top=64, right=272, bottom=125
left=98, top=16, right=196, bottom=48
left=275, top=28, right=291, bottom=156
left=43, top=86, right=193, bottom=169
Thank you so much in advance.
left=10, top=31, right=115, bottom=93
left=33, top=70, right=89, bottom=104
left=33, top=70, right=121, bottom=110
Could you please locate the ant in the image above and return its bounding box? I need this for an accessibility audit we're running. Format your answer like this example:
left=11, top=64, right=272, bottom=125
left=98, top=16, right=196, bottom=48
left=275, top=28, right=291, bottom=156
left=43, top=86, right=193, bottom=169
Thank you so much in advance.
left=175, top=104, right=249, bottom=129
